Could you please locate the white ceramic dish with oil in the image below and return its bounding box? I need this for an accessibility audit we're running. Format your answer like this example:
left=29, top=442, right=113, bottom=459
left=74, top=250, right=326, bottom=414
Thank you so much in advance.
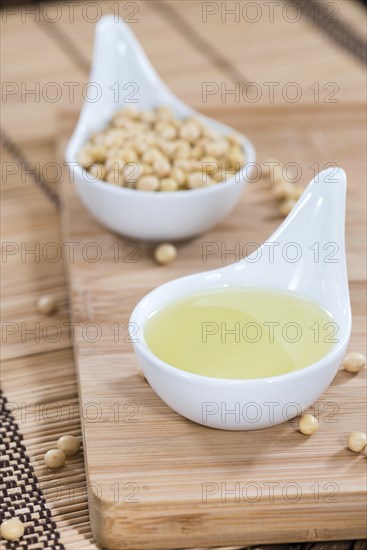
left=65, top=16, right=256, bottom=241
left=130, top=168, right=351, bottom=430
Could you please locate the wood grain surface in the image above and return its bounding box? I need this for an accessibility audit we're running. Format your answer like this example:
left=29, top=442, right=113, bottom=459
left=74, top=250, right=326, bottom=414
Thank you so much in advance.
left=59, top=104, right=366, bottom=550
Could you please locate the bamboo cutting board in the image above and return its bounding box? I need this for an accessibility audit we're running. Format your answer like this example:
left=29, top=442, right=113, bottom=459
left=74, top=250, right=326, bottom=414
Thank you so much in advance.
left=59, top=104, right=366, bottom=550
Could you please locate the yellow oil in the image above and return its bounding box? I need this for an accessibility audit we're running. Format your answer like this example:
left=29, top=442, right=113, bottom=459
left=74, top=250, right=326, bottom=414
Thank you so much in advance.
left=144, top=288, right=337, bottom=379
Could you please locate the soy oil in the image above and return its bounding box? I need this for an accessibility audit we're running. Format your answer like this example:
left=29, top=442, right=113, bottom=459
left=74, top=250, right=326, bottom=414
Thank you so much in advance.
left=144, top=288, right=336, bottom=379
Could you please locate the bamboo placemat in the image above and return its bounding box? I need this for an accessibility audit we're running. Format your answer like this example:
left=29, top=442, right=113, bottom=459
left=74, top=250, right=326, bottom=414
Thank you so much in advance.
left=1, top=1, right=366, bottom=548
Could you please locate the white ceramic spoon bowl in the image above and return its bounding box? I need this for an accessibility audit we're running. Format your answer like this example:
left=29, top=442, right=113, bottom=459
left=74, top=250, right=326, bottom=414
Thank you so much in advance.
left=65, top=16, right=256, bottom=241
left=130, top=168, right=351, bottom=430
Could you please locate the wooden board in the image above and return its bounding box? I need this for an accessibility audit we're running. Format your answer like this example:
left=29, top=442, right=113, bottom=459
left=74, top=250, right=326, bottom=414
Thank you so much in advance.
left=59, top=104, right=366, bottom=550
